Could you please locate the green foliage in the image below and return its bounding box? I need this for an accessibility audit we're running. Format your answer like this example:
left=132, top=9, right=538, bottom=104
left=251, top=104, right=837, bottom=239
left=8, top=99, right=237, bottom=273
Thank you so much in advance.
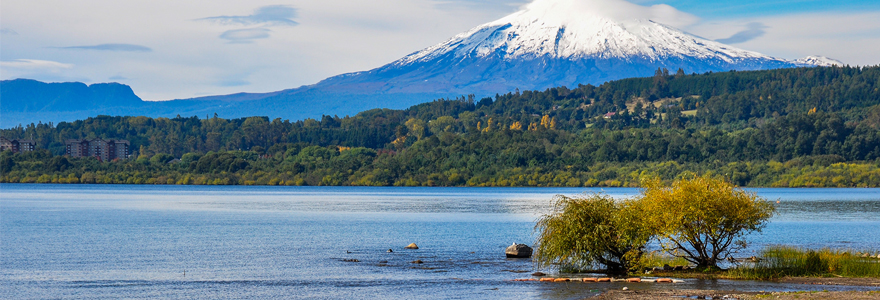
left=641, top=175, right=776, bottom=268
left=534, top=194, right=651, bottom=275
left=2, top=67, right=880, bottom=187
left=729, top=246, right=880, bottom=279
left=150, top=153, right=175, bottom=165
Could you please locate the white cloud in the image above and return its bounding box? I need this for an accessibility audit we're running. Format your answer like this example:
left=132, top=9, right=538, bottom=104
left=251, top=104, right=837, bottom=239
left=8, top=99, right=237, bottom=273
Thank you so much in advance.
left=199, top=5, right=299, bottom=27
left=58, top=43, right=153, bottom=52
left=1, top=59, right=73, bottom=70
left=0, top=59, right=81, bottom=82
left=522, top=0, right=700, bottom=28
left=219, top=28, right=271, bottom=43
left=646, top=3, right=700, bottom=28
left=686, top=11, right=880, bottom=65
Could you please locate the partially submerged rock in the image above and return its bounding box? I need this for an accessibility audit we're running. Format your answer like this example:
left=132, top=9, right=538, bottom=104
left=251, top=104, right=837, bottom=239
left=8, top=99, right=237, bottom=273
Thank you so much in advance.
left=405, top=243, right=419, bottom=249
left=531, top=271, right=546, bottom=276
left=505, top=243, right=533, bottom=258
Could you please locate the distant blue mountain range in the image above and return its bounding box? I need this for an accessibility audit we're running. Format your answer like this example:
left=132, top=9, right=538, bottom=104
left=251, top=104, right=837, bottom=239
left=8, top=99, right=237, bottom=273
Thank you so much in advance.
left=0, top=78, right=449, bottom=127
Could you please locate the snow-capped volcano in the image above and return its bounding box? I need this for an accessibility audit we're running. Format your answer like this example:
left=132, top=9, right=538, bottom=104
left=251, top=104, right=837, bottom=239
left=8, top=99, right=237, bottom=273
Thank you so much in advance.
left=312, top=0, right=831, bottom=96
left=397, top=0, right=773, bottom=63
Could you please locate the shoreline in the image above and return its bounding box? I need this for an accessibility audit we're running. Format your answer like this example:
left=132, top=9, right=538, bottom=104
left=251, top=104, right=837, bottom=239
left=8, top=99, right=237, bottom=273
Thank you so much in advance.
left=590, top=289, right=880, bottom=300
left=586, top=277, right=880, bottom=299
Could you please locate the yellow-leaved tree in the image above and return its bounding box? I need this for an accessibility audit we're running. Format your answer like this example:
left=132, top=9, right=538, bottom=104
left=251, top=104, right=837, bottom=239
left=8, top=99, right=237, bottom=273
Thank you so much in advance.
left=640, top=175, right=776, bottom=269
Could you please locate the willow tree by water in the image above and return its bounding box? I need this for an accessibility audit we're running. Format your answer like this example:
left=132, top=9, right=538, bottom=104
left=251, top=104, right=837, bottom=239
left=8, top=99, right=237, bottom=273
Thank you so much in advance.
left=534, top=194, right=652, bottom=275
left=640, top=175, right=776, bottom=269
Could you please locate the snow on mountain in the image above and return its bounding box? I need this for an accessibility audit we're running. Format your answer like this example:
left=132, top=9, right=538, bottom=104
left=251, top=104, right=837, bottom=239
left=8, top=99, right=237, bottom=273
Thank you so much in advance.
left=313, top=0, right=817, bottom=96
left=794, top=56, right=845, bottom=67
left=396, top=0, right=776, bottom=64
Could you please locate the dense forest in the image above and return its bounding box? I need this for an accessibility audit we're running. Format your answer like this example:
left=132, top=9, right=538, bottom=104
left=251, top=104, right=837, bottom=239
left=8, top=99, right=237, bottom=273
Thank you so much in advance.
left=3, top=66, right=880, bottom=187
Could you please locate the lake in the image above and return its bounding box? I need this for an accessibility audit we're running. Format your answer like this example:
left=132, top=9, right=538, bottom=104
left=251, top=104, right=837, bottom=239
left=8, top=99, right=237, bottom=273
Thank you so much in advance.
left=1, top=184, right=879, bottom=299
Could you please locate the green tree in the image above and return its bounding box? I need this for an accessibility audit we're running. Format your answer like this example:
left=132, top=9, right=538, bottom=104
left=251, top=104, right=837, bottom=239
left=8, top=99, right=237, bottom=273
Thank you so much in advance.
left=641, top=175, right=776, bottom=269
left=405, top=118, right=427, bottom=140
left=534, top=194, right=651, bottom=275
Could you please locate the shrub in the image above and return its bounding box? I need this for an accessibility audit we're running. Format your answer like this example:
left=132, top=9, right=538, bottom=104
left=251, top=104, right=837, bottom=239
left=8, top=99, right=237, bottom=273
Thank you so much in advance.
left=534, top=194, right=651, bottom=275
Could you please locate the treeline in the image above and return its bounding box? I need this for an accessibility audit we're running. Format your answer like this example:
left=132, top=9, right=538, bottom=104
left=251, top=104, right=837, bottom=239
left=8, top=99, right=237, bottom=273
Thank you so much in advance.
left=2, top=66, right=880, bottom=187
left=2, top=112, right=879, bottom=187
left=2, top=144, right=878, bottom=187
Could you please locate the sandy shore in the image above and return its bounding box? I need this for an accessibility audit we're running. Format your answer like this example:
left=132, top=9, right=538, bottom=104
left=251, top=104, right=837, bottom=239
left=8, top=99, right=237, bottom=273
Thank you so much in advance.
left=776, top=277, right=880, bottom=287
left=590, top=289, right=880, bottom=300
left=588, top=277, right=880, bottom=299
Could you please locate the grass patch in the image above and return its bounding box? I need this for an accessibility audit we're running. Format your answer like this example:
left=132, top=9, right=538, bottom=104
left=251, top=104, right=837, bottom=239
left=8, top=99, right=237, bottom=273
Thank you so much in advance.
left=729, top=246, right=880, bottom=279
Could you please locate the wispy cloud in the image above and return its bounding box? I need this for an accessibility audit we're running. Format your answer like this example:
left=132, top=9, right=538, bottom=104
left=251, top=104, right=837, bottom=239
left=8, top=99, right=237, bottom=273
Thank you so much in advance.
left=200, top=5, right=299, bottom=27
left=0, top=59, right=73, bottom=70
left=57, top=43, right=152, bottom=52
left=219, top=28, right=271, bottom=44
left=0, top=28, right=18, bottom=35
left=0, top=59, right=77, bottom=81
left=716, top=22, right=768, bottom=44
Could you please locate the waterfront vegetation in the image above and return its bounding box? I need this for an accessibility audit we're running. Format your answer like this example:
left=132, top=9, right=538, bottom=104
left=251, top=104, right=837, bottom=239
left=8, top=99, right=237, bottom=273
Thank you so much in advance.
left=534, top=175, right=776, bottom=275
left=2, top=66, right=880, bottom=187
left=534, top=193, right=651, bottom=274
left=730, top=247, right=880, bottom=279
left=533, top=176, right=879, bottom=279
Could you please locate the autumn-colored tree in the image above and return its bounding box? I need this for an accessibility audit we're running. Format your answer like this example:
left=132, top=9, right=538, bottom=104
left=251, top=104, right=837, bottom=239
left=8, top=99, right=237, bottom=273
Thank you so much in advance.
left=509, top=121, right=523, bottom=131
left=640, top=175, right=776, bottom=269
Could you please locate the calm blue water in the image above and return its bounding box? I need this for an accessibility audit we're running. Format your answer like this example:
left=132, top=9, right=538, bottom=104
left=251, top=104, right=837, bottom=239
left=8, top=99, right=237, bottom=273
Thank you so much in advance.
left=1, top=184, right=878, bottom=299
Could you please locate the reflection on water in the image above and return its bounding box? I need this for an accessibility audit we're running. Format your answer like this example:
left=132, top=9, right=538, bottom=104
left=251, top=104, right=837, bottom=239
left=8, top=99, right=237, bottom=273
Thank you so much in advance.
left=1, top=184, right=878, bottom=299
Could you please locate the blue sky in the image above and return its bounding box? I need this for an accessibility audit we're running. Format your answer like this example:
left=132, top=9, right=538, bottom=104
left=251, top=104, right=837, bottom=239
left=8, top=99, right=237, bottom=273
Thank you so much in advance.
left=1, top=0, right=878, bottom=100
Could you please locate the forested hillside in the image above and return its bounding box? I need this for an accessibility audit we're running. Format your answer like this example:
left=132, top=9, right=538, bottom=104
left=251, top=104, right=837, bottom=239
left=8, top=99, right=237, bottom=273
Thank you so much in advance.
left=3, top=66, right=880, bottom=187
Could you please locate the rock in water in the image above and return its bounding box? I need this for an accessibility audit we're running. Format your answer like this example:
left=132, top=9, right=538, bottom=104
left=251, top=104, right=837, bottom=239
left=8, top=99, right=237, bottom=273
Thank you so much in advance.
left=405, top=243, right=419, bottom=249
left=506, top=243, right=533, bottom=258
